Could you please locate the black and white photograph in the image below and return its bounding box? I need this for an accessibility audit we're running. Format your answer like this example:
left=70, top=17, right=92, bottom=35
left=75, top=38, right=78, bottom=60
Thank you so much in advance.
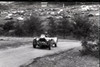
left=0, top=1, right=99, bottom=67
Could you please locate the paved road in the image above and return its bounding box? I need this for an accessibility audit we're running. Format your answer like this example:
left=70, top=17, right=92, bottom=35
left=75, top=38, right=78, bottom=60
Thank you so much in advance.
left=0, top=40, right=81, bottom=67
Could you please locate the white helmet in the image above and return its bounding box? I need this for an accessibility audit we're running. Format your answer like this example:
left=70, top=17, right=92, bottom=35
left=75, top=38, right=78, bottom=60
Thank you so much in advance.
left=40, top=34, right=45, bottom=38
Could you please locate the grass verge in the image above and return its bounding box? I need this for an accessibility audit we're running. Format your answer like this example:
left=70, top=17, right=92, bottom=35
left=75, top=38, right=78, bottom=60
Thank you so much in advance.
left=20, top=47, right=99, bottom=67
left=0, top=41, right=32, bottom=50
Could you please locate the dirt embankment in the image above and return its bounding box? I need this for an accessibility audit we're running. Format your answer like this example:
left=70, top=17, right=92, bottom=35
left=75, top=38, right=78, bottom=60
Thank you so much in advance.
left=21, top=47, right=99, bottom=67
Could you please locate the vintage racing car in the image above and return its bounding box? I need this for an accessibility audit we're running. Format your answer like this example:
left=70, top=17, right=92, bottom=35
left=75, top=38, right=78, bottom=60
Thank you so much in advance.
left=33, top=34, right=58, bottom=50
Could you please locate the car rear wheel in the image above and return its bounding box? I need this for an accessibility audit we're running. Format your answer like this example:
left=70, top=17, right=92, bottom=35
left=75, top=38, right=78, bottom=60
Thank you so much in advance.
left=33, top=44, right=36, bottom=48
left=48, top=45, right=51, bottom=50
left=33, top=39, right=37, bottom=48
left=48, top=40, right=51, bottom=50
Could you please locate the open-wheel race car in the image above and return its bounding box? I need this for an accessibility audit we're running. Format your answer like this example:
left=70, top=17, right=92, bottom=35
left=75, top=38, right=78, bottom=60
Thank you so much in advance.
left=33, top=34, right=58, bottom=50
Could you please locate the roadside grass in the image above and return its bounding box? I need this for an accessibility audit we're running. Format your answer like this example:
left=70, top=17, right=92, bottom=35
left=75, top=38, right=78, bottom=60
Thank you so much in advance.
left=21, top=47, right=99, bottom=67
left=0, top=36, right=33, bottom=49
left=0, top=39, right=32, bottom=50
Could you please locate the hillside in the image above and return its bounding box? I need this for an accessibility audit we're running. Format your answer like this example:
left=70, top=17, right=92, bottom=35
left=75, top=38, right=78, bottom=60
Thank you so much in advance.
left=0, top=2, right=99, bottom=37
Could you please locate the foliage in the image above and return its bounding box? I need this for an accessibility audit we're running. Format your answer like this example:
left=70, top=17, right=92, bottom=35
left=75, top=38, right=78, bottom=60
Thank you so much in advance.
left=22, top=15, right=43, bottom=36
left=0, top=4, right=9, bottom=10
left=47, top=17, right=58, bottom=36
left=57, top=17, right=74, bottom=38
left=72, top=14, right=93, bottom=39
left=0, top=9, right=99, bottom=39
left=3, top=20, right=15, bottom=31
left=13, top=22, right=25, bottom=37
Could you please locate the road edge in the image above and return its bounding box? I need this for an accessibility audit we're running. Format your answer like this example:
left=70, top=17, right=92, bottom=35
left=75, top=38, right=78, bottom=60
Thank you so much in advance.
left=20, top=48, right=75, bottom=67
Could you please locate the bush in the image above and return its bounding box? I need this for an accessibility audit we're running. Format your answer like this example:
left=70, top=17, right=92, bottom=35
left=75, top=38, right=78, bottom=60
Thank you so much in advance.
left=57, top=17, right=74, bottom=38
left=0, top=4, right=9, bottom=10
left=80, top=38, right=99, bottom=58
left=22, top=15, right=43, bottom=36
left=3, top=20, right=25, bottom=36
left=3, top=20, right=15, bottom=31
left=72, top=14, right=93, bottom=39
left=47, top=17, right=58, bottom=36
left=0, top=27, right=3, bottom=35
left=2, top=14, right=43, bottom=36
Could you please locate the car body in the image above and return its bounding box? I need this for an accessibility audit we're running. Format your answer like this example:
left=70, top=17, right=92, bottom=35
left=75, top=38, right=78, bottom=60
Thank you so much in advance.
left=33, top=34, right=58, bottom=50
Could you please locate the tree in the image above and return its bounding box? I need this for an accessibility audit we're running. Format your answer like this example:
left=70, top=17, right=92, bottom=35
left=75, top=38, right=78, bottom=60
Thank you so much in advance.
left=22, top=15, right=42, bottom=36
left=47, top=17, right=58, bottom=36
left=0, top=27, right=3, bottom=35
left=3, top=21, right=15, bottom=31
left=0, top=4, right=9, bottom=10
left=13, top=21, right=25, bottom=36
left=57, top=17, right=73, bottom=38
left=72, top=14, right=93, bottom=39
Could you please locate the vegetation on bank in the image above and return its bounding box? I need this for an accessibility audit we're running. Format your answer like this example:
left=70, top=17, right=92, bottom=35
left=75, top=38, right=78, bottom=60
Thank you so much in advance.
left=21, top=48, right=99, bottom=67
left=0, top=12, right=99, bottom=40
left=0, top=2, right=99, bottom=40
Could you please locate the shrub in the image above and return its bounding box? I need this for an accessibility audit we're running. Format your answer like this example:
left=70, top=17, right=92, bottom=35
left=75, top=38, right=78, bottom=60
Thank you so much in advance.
left=47, top=17, right=58, bottom=36
left=3, top=20, right=25, bottom=36
left=47, top=16, right=74, bottom=38
left=22, top=15, right=43, bottom=36
left=0, top=4, right=9, bottom=10
left=3, top=20, right=15, bottom=31
left=57, top=17, right=74, bottom=38
left=0, top=27, right=3, bottom=35
left=72, top=14, right=93, bottom=39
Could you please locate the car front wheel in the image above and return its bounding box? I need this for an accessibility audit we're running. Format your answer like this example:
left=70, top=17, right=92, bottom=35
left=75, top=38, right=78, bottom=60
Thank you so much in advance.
left=48, top=45, right=51, bottom=50
left=55, top=43, right=57, bottom=47
left=48, top=40, right=51, bottom=50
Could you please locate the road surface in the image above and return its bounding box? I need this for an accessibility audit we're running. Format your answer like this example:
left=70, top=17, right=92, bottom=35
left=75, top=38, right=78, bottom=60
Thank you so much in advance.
left=0, top=40, right=81, bottom=67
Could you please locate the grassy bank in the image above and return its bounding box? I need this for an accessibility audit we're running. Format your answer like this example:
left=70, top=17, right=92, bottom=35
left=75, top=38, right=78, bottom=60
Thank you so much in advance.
left=21, top=47, right=99, bottom=67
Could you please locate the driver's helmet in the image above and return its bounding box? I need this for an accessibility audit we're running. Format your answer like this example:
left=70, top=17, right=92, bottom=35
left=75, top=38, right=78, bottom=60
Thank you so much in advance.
left=40, top=34, right=46, bottom=38
left=45, top=31, right=48, bottom=34
left=44, top=31, right=49, bottom=37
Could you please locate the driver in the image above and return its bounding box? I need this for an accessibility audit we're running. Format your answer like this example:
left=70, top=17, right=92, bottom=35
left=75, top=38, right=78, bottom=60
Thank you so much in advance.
left=40, top=34, right=45, bottom=38
left=44, top=31, right=49, bottom=37
left=39, top=34, right=47, bottom=41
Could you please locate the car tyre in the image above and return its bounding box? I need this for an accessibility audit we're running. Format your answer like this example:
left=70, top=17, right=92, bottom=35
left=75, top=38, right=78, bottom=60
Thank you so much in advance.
left=55, top=43, right=57, bottom=47
left=33, top=39, right=37, bottom=48
left=33, top=44, right=36, bottom=48
left=48, top=45, right=51, bottom=50
left=48, top=40, right=51, bottom=50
